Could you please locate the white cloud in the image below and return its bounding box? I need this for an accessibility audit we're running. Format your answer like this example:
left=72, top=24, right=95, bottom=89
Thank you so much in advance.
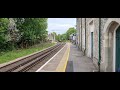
left=47, top=18, right=76, bottom=34
left=48, top=23, right=75, bottom=34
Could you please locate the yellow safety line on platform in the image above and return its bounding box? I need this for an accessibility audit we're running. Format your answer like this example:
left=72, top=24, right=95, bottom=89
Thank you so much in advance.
left=56, top=43, right=70, bottom=72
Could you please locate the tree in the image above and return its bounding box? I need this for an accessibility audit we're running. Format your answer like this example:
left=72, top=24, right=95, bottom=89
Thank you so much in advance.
left=8, top=18, right=20, bottom=49
left=0, top=18, right=48, bottom=52
left=0, top=18, right=9, bottom=51
left=55, top=27, right=76, bottom=42
left=66, top=27, right=77, bottom=40
left=61, top=33, right=67, bottom=41
left=14, top=18, right=48, bottom=48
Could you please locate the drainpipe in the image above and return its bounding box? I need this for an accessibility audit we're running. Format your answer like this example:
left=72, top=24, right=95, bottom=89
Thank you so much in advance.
left=81, top=18, right=82, bottom=51
left=98, top=18, right=101, bottom=72
left=78, top=18, right=80, bottom=49
left=79, top=19, right=80, bottom=49
left=84, top=18, right=86, bottom=55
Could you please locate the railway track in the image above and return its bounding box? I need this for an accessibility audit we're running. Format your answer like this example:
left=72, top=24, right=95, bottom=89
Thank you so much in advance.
left=0, top=43, right=66, bottom=72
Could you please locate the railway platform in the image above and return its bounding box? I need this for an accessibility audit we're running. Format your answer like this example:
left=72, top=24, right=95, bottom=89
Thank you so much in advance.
left=36, top=43, right=97, bottom=72
left=36, top=43, right=70, bottom=72
left=66, top=43, right=97, bottom=72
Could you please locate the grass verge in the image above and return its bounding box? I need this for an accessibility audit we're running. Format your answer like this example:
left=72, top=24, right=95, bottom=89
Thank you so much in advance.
left=0, top=43, right=55, bottom=64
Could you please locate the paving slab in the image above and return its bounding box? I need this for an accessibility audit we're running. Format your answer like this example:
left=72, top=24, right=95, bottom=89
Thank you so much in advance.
left=66, top=43, right=97, bottom=72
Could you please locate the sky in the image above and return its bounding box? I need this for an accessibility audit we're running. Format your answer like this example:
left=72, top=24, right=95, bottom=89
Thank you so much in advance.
left=47, top=18, right=76, bottom=34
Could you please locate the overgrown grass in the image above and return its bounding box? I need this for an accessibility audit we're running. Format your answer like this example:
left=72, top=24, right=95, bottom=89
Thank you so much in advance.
left=65, top=40, right=70, bottom=42
left=0, top=43, right=55, bottom=64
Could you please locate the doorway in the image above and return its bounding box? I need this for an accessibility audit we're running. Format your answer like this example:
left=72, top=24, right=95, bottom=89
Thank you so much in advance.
left=91, top=32, right=93, bottom=58
left=103, top=20, right=120, bottom=72
left=116, top=26, right=120, bottom=71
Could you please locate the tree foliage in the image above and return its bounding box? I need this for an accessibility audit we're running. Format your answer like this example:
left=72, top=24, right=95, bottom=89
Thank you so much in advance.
left=66, top=27, right=77, bottom=40
left=0, top=18, right=9, bottom=51
left=55, top=27, right=76, bottom=42
left=0, top=18, right=48, bottom=52
left=13, top=18, right=48, bottom=48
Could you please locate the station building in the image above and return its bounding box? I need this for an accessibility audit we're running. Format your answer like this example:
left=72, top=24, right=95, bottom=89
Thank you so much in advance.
left=76, top=18, right=120, bottom=72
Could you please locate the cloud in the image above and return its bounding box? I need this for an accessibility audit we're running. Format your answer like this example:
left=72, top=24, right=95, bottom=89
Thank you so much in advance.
left=47, top=18, right=76, bottom=34
left=47, top=23, right=75, bottom=34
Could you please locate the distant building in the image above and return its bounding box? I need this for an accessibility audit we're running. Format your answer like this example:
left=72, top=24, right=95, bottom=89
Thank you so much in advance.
left=76, top=18, right=120, bottom=72
left=48, top=33, right=56, bottom=43
left=70, top=33, right=76, bottom=44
